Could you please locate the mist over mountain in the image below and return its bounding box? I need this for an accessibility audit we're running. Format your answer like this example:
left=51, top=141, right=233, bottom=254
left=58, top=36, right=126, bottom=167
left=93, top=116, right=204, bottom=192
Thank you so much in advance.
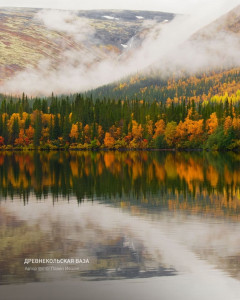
left=0, top=7, right=174, bottom=89
left=0, top=3, right=239, bottom=96
left=88, top=4, right=240, bottom=102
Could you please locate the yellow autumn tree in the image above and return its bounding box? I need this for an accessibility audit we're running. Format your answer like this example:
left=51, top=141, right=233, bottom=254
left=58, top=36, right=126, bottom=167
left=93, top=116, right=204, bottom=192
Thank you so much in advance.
left=104, top=132, right=115, bottom=148
left=175, top=121, right=187, bottom=142
left=232, top=117, right=240, bottom=138
left=153, top=119, right=165, bottom=139
left=8, top=113, right=21, bottom=134
left=84, top=124, right=91, bottom=144
left=224, top=116, right=232, bottom=134
left=206, top=112, right=218, bottom=135
left=131, top=120, right=143, bottom=140
left=164, top=122, right=177, bottom=147
left=188, top=119, right=204, bottom=141
left=25, top=126, right=35, bottom=141
left=69, top=124, right=79, bottom=141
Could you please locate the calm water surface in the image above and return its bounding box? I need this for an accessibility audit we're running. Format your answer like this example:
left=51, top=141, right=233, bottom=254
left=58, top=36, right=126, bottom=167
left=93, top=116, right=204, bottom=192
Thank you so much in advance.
left=0, top=151, right=240, bottom=300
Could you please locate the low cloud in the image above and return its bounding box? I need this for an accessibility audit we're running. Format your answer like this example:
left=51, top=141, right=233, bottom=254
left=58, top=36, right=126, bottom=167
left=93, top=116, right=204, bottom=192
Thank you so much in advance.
left=35, top=10, right=95, bottom=42
left=1, top=1, right=240, bottom=96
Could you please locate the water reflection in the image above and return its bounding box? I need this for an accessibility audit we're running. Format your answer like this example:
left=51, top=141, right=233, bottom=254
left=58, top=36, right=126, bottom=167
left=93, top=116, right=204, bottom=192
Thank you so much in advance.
left=0, top=201, right=178, bottom=285
left=1, top=151, right=240, bottom=300
left=0, top=151, right=240, bottom=218
left=1, top=200, right=240, bottom=292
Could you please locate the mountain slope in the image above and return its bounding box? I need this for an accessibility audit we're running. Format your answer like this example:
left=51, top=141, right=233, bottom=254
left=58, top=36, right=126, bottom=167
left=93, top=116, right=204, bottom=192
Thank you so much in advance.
left=88, top=5, right=240, bottom=102
left=0, top=7, right=175, bottom=84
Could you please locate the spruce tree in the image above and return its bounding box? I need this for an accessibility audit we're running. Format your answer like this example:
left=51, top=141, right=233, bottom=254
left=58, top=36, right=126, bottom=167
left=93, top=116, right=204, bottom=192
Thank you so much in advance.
left=63, top=116, right=71, bottom=142
left=12, top=117, right=20, bottom=144
left=53, top=115, right=60, bottom=140
left=34, top=112, right=42, bottom=146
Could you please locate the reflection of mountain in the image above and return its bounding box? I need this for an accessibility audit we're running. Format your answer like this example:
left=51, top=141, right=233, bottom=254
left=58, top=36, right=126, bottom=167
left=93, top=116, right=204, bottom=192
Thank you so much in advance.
left=2, top=201, right=240, bottom=286
left=0, top=204, right=176, bottom=284
left=0, top=151, right=240, bottom=218
left=0, top=207, right=47, bottom=284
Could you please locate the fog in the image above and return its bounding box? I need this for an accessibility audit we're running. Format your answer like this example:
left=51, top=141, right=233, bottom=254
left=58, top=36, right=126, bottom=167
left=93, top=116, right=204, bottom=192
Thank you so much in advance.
left=0, top=0, right=240, bottom=96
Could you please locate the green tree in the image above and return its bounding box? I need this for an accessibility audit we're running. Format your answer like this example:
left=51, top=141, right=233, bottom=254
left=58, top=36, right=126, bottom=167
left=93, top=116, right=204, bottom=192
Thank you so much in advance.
left=11, top=117, right=20, bottom=144
left=34, top=112, right=42, bottom=146
left=53, top=115, right=61, bottom=140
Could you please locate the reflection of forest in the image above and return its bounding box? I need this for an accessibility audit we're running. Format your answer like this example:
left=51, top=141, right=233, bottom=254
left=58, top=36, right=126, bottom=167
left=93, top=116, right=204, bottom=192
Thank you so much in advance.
left=0, top=151, right=240, bottom=217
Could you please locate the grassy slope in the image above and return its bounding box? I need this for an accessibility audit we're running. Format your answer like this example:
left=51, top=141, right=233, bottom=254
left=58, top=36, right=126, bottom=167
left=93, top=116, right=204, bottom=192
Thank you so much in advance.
left=0, top=8, right=174, bottom=84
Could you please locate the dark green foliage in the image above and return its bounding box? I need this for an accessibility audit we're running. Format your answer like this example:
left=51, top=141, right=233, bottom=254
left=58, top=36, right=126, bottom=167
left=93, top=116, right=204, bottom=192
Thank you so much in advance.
left=53, top=115, right=61, bottom=140
left=25, top=115, right=31, bottom=129
left=34, top=112, right=42, bottom=146
left=205, top=126, right=235, bottom=150
left=11, top=117, right=20, bottom=144
left=155, top=135, right=168, bottom=149
left=63, top=116, right=71, bottom=142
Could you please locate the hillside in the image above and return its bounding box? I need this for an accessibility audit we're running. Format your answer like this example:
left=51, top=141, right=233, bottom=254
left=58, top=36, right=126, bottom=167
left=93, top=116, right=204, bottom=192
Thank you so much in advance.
left=193, top=4, right=240, bottom=39
left=88, top=5, right=240, bottom=103
left=0, top=7, right=174, bottom=84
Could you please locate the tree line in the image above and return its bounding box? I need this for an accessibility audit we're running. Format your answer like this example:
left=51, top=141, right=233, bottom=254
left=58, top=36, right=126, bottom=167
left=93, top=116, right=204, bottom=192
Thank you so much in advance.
left=0, top=91, right=240, bottom=150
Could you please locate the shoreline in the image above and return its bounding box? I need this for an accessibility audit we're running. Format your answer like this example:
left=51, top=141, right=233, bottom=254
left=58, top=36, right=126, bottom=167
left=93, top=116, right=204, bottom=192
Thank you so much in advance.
left=0, top=147, right=232, bottom=152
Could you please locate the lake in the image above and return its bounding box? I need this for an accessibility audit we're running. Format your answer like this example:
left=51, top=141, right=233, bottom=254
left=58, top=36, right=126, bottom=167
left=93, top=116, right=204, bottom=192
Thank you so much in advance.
left=0, top=151, right=240, bottom=300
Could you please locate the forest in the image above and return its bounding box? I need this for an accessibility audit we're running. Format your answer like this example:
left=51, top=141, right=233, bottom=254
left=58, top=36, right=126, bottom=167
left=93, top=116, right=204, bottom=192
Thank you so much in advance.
left=0, top=69, right=240, bottom=150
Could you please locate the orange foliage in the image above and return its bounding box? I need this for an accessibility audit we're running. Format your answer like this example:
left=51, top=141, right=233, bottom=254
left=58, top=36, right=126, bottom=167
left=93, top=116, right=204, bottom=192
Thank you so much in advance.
left=206, top=112, right=218, bottom=134
left=70, top=124, right=79, bottom=141
left=232, top=117, right=240, bottom=131
left=26, top=126, right=34, bottom=140
left=15, top=129, right=30, bottom=146
left=104, top=132, right=115, bottom=148
left=176, top=115, right=204, bottom=142
left=146, top=118, right=153, bottom=138
left=224, top=116, right=232, bottom=134
left=131, top=120, right=143, bottom=140
left=84, top=124, right=91, bottom=143
left=153, top=119, right=165, bottom=139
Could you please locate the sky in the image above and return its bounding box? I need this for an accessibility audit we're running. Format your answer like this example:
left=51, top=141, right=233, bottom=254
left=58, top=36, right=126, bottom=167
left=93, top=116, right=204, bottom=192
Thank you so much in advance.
left=1, top=0, right=239, bottom=14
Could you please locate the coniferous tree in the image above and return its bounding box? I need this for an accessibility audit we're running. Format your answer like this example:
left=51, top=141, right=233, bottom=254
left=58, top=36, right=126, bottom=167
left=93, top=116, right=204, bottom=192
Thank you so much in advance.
left=25, top=115, right=31, bottom=129
left=11, top=117, right=20, bottom=144
left=0, top=114, right=2, bottom=136
left=34, top=112, right=42, bottom=146
left=53, top=115, right=61, bottom=140
left=63, top=116, right=71, bottom=142
left=2, top=115, right=8, bottom=144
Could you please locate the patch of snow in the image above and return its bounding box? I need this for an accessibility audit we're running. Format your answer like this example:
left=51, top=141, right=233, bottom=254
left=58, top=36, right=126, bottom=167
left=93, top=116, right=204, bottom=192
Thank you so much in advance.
left=136, top=16, right=144, bottom=19
left=121, top=44, right=128, bottom=48
left=103, top=16, right=117, bottom=20
left=162, top=19, right=169, bottom=23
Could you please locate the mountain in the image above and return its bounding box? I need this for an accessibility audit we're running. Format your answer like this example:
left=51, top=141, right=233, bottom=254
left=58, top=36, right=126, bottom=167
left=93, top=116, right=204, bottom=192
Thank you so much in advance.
left=87, top=5, right=240, bottom=103
left=193, top=4, right=240, bottom=39
left=0, top=7, right=175, bottom=84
